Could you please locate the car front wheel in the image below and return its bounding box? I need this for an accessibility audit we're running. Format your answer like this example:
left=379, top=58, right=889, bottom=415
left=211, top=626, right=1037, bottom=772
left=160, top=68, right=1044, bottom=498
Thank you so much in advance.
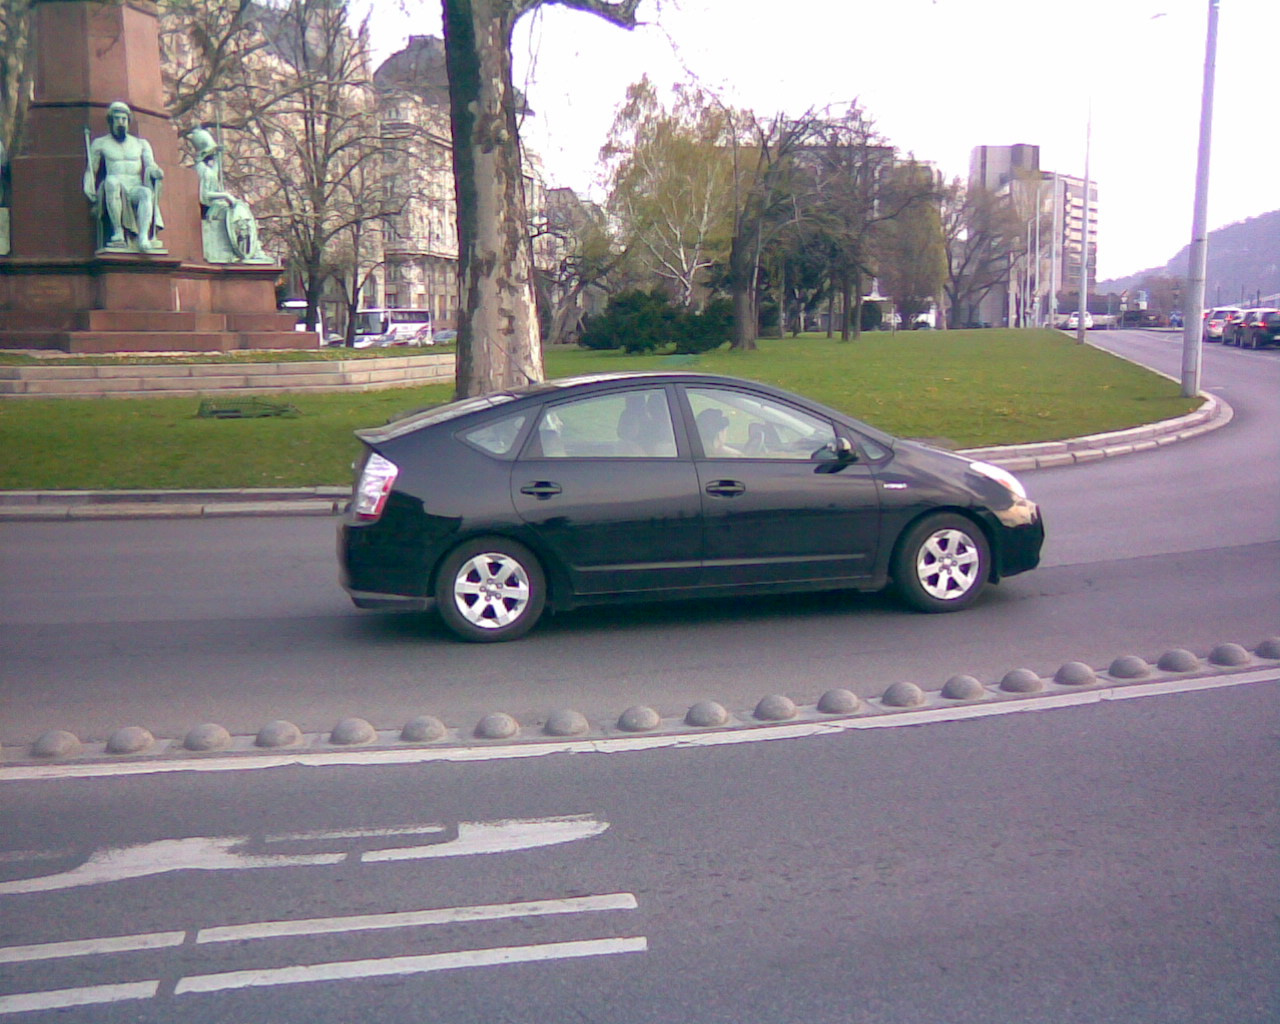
left=892, top=513, right=990, bottom=613
left=435, top=537, right=546, bottom=642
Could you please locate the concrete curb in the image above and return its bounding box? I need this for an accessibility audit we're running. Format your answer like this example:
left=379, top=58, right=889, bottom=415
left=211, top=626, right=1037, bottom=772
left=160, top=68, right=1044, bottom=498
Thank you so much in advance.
left=0, top=486, right=349, bottom=521
left=0, top=395, right=1233, bottom=521
left=3, top=639, right=1276, bottom=773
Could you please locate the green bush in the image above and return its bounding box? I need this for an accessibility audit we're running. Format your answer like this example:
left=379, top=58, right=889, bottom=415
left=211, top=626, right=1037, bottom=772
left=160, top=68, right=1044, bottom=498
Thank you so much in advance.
left=675, top=298, right=732, bottom=354
left=580, top=290, right=731, bottom=355
left=579, top=289, right=676, bottom=353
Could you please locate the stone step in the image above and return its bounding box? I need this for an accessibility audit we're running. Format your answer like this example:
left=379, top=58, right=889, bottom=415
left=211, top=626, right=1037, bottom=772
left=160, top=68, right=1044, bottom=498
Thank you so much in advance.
left=0, top=353, right=455, bottom=397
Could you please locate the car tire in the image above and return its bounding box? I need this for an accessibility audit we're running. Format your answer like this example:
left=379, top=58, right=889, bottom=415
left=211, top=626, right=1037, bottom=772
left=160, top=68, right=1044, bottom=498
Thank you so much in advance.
left=891, top=513, right=990, bottom=613
left=435, top=537, right=546, bottom=642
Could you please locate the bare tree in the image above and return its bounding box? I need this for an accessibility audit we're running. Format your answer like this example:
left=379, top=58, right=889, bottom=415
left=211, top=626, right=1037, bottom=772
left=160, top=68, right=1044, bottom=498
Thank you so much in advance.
left=0, top=0, right=34, bottom=173
left=532, top=189, right=626, bottom=344
left=723, top=109, right=818, bottom=349
left=874, top=161, right=946, bottom=330
left=442, top=0, right=642, bottom=398
left=940, top=178, right=1024, bottom=328
left=159, top=0, right=267, bottom=121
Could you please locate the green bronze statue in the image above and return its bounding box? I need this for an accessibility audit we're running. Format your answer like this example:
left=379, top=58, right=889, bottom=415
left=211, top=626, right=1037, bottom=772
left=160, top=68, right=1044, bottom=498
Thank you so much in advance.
left=83, top=101, right=165, bottom=253
left=188, top=128, right=269, bottom=264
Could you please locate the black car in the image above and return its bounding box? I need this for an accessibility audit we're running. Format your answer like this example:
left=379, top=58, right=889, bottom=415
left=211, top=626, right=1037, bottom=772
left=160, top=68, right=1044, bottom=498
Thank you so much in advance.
left=1237, top=309, right=1280, bottom=349
left=339, top=373, right=1045, bottom=642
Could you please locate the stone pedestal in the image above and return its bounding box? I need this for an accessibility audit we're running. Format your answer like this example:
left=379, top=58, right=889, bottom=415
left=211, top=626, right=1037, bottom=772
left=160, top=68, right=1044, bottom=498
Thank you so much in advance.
left=0, top=0, right=313, bottom=353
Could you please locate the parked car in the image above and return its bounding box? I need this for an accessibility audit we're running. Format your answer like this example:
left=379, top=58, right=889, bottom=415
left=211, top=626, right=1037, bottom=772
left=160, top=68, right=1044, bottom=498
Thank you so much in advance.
left=1220, top=308, right=1249, bottom=345
left=1202, top=306, right=1242, bottom=343
left=1235, top=308, right=1280, bottom=349
left=339, top=372, right=1045, bottom=641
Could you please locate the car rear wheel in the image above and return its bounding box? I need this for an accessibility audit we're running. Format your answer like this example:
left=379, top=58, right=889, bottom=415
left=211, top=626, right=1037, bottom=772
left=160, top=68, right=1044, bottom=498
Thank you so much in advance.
left=892, top=513, right=990, bottom=613
left=435, top=537, right=546, bottom=642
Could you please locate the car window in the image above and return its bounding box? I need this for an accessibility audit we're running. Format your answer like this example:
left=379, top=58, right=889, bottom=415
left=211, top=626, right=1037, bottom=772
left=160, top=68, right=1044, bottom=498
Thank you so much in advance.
left=527, top=388, right=677, bottom=459
left=686, top=387, right=837, bottom=460
left=459, top=411, right=529, bottom=458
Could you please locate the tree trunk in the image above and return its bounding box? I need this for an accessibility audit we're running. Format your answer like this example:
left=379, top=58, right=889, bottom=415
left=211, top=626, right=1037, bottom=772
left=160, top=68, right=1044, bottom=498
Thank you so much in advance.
left=729, top=231, right=757, bottom=350
left=443, top=0, right=544, bottom=398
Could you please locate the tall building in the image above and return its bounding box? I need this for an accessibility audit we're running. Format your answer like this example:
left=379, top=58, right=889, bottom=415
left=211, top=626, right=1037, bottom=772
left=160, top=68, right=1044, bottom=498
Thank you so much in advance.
left=969, top=143, right=1040, bottom=192
left=967, top=145, right=1097, bottom=326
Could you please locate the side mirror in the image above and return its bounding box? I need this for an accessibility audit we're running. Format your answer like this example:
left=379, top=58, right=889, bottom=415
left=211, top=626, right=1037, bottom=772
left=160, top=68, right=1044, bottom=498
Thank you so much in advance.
left=813, top=437, right=856, bottom=466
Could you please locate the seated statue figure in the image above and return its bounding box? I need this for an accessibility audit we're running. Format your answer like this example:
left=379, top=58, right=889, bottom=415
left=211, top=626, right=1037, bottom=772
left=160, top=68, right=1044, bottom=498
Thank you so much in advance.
left=188, top=128, right=269, bottom=263
left=83, top=101, right=165, bottom=253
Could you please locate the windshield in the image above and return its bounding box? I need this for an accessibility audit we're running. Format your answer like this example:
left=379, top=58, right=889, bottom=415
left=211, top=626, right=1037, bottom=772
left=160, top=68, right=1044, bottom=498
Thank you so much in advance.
left=388, top=310, right=430, bottom=325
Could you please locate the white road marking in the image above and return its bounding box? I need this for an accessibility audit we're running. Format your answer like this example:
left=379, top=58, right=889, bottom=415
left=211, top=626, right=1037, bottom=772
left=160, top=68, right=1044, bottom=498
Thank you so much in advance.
left=197, top=893, right=639, bottom=944
left=0, top=815, right=607, bottom=894
left=0, top=894, right=646, bottom=1012
left=173, top=937, right=649, bottom=994
left=361, top=817, right=608, bottom=861
left=0, top=981, right=158, bottom=1016
left=0, top=930, right=186, bottom=964
left=3, top=670, right=1274, bottom=783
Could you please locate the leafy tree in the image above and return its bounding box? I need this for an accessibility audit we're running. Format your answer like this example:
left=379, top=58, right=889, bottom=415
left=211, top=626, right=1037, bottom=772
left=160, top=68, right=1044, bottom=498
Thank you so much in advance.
left=442, top=0, right=642, bottom=398
left=602, top=77, right=735, bottom=309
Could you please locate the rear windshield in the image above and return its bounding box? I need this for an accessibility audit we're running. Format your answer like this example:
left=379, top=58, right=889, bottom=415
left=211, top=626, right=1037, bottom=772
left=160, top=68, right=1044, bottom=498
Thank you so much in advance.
left=356, top=393, right=518, bottom=443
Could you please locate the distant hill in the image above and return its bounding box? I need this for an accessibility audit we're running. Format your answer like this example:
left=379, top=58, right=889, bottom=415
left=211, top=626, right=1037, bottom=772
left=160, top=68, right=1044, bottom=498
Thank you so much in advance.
left=1100, top=209, right=1280, bottom=305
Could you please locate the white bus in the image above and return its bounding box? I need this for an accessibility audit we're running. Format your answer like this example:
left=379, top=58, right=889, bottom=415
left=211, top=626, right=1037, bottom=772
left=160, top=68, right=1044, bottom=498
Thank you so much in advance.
left=352, top=308, right=433, bottom=347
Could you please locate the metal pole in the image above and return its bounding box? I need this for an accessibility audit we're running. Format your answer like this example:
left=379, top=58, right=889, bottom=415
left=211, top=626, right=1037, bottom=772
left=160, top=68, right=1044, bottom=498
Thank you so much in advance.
left=1181, top=0, right=1220, bottom=397
left=1076, top=109, right=1091, bottom=344
left=1050, top=173, right=1060, bottom=326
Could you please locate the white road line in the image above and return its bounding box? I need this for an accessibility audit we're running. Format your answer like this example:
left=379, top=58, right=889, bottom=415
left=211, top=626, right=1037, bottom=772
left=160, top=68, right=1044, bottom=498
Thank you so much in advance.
left=0, top=981, right=159, bottom=1016
left=173, top=936, right=649, bottom=994
left=3, top=669, right=1275, bottom=783
left=361, top=817, right=609, bottom=861
left=0, top=930, right=186, bottom=964
left=197, top=892, right=638, bottom=944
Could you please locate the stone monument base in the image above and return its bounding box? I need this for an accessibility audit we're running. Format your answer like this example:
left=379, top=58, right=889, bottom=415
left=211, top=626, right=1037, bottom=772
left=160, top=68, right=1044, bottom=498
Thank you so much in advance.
left=0, top=256, right=315, bottom=353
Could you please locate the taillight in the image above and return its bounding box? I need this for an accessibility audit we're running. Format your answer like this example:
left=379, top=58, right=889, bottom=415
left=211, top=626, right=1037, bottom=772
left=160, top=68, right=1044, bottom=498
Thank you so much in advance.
left=353, top=451, right=398, bottom=520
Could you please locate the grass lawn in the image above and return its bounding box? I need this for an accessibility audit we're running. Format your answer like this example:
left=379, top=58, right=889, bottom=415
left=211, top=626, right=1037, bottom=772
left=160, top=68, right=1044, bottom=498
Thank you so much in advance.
left=0, top=329, right=1199, bottom=491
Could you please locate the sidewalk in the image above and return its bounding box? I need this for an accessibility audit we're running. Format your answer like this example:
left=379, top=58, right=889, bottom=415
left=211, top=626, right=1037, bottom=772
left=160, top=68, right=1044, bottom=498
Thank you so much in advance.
left=0, top=394, right=1231, bottom=522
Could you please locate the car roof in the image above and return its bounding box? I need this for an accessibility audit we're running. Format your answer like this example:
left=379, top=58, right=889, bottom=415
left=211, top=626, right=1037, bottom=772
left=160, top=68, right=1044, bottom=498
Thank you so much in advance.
left=356, top=371, right=892, bottom=446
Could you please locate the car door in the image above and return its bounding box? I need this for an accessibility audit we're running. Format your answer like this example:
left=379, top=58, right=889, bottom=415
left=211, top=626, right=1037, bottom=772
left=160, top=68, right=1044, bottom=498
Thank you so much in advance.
left=511, top=386, right=704, bottom=597
left=683, top=385, right=881, bottom=587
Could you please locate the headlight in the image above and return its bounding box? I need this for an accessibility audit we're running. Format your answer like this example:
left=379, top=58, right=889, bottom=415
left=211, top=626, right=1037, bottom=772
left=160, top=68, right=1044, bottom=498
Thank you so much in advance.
left=969, top=460, right=1028, bottom=500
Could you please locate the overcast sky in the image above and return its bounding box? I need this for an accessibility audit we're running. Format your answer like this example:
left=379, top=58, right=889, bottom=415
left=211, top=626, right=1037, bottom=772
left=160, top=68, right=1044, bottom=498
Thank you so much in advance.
left=359, top=0, right=1278, bottom=282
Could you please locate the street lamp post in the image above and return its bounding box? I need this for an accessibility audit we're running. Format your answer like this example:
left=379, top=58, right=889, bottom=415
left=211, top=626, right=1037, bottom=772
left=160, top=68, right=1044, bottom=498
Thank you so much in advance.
left=1181, top=0, right=1220, bottom=398
left=1076, top=110, right=1091, bottom=345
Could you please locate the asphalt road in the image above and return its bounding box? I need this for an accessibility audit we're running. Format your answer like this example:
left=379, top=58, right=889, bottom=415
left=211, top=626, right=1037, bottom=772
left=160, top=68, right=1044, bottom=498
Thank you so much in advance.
left=1, top=330, right=1276, bottom=744
left=1, top=675, right=1275, bottom=1023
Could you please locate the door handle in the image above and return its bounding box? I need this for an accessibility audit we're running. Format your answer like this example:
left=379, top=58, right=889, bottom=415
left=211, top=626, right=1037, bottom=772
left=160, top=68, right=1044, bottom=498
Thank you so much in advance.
left=705, top=479, right=746, bottom=497
left=519, top=481, right=562, bottom=499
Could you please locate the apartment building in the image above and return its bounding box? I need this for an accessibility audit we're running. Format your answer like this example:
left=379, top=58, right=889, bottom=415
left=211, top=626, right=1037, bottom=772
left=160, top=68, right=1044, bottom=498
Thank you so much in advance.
left=968, top=144, right=1097, bottom=327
